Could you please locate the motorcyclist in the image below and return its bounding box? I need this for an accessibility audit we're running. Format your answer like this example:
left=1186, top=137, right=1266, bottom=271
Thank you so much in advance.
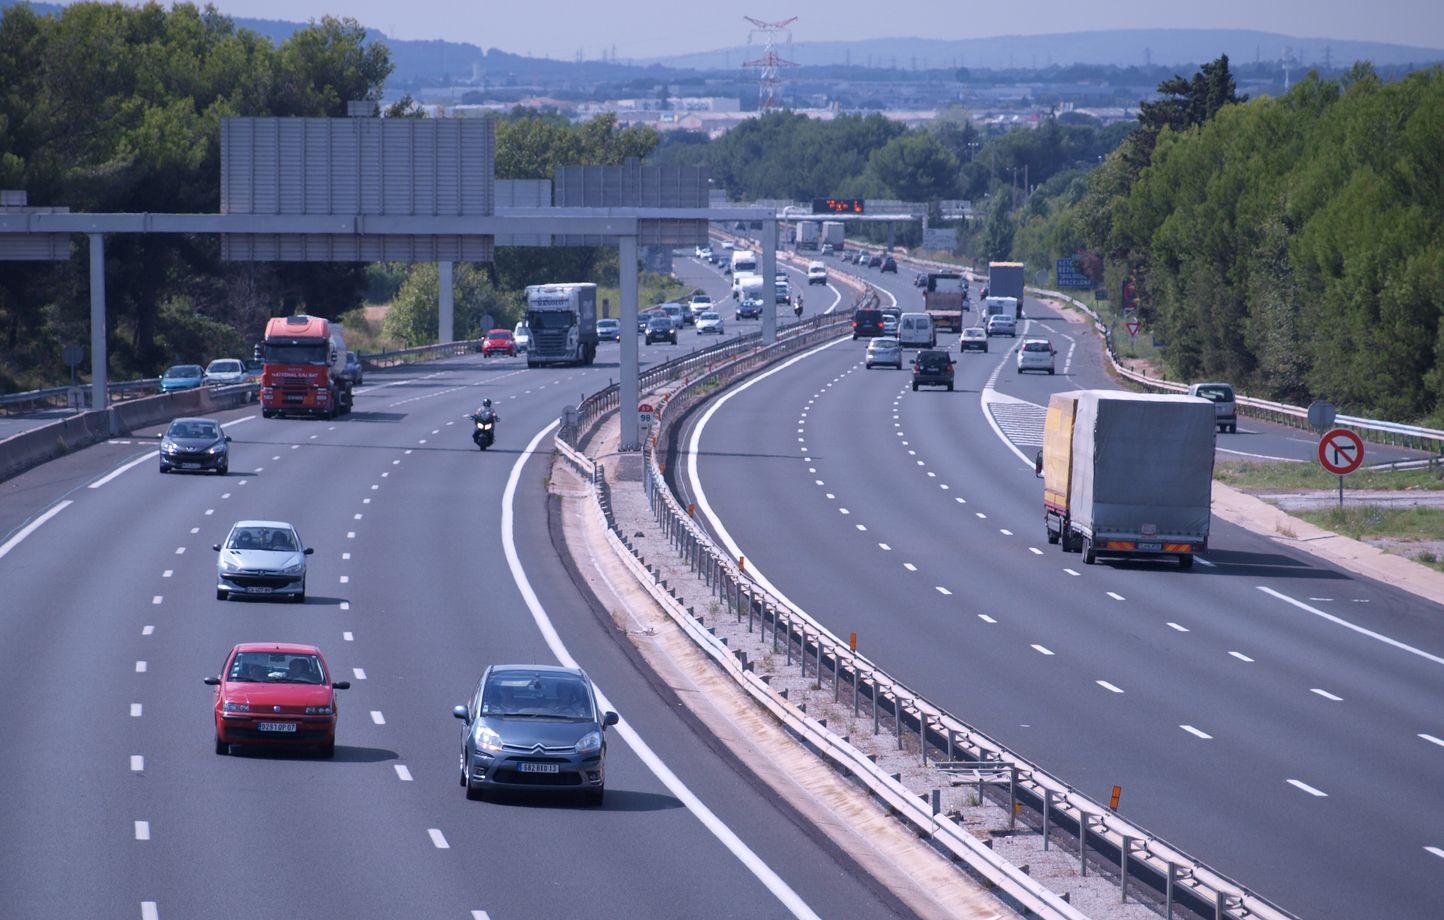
left=472, top=397, right=498, bottom=422
left=793, top=292, right=804, bottom=317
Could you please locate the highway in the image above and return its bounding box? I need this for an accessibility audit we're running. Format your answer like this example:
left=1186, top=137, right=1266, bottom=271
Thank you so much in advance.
left=0, top=263, right=909, bottom=919
left=670, top=249, right=1444, bottom=919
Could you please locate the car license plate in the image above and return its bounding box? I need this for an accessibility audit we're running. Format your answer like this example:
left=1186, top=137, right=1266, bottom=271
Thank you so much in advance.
left=257, top=722, right=296, bottom=732
left=518, top=762, right=560, bottom=774
left=248, top=586, right=273, bottom=594
left=1139, top=542, right=1162, bottom=552
left=182, top=463, right=203, bottom=469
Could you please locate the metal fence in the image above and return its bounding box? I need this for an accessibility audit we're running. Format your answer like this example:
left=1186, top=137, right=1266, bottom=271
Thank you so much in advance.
left=557, top=282, right=1299, bottom=920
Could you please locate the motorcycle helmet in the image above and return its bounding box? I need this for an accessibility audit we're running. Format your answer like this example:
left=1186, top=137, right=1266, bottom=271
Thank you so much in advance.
left=482, top=398, right=492, bottom=408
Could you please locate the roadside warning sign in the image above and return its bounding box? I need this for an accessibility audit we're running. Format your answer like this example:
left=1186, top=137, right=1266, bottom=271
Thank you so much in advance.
left=1317, top=428, right=1364, bottom=475
left=638, top=402, right=655, bottom=430
left=1125, top=320, right=1140, bottom=337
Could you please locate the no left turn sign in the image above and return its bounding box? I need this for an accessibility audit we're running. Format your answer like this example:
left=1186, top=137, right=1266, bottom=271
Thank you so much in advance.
left=1317, top=428, right=1364, bottom=475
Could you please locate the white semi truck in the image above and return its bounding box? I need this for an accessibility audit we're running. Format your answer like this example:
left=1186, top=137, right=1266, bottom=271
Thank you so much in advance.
left=524, top=283, right=598, bottom=367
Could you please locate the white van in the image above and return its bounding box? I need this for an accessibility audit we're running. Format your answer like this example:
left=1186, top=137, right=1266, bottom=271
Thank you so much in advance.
left=730, top=249, right=758, bottom=276
left=807, top=261, right=827, bottom=285
left=897, top=312, right=936, bottom=348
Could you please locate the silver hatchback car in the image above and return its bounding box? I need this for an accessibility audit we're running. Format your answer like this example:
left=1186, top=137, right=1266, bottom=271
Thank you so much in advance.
left=213, top=520, right=313, bottom=602
left=865, top=337, right=903, bottom=369
left=453, top=664, right=619, bottom=805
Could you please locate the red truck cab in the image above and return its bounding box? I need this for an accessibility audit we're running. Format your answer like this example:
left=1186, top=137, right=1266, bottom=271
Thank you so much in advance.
left=260, top=315, right=352, bottom=419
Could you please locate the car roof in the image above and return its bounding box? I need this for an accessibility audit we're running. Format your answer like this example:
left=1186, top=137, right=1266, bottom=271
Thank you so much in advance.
left=597, top=317, right=619, bottom=324
left=487, top=328, right=511, bottom=335
left=485, top=663, right=586, bottom=679
left=231, top=641, right=322, bottom=656
left=230, top=519, right=297, bottom=530
left=170, top=416, right=218, bottom=426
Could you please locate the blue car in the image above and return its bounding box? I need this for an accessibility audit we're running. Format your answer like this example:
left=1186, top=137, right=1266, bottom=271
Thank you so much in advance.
left=160, top=364, right=205, bottom=393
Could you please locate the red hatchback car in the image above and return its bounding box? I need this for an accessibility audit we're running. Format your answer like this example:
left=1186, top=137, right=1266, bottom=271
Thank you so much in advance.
left=205, top=643, right=350, bottom=757
left=481, top=329, right=516, bottom=357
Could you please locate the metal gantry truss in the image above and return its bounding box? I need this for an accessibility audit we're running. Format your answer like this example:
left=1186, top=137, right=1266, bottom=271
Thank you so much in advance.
left=742, top=16, right=798, bottom=112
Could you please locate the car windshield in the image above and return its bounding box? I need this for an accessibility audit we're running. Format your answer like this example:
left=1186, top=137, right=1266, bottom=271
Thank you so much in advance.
left=227, top=527, right=297, bottom=552
left=700, top=313, right=719, bottom=321
left=229, top=651, right=324, bottom=684
left=648, top=317, right=669, bottom=328
left=168, top=421, right=219, bottom=439
left=207, top=361, right=241, bottom=373
left=164, top=365, right=202, bottom=378
left=1195, top=385, right=1233, bottom=401
left=481, top=672, right=594, bottom=720
left=918, top=352, right=949, bottom=365
left=1024, top=342, right=1050, bottom=352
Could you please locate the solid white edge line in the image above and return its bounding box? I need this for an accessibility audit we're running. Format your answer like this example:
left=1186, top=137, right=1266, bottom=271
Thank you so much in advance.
left=1257, top=586, right=1444, bottom=667
left=1419, top=734, right=1444, bottom=748
left=0, top=500, right=72, bottom=561
left=88, top=451, right=154, bottom=488
left=505, top=419, right=820, bottom=920
left=1286, top=779, right=1327, bottom=797
left=1426, top=846, right=1444, bottom=860
left=687, top=336, right=853, bottom=647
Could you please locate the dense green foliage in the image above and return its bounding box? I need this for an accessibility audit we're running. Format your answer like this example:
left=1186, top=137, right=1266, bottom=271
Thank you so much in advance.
left=0, top=1, right=391, bottom=389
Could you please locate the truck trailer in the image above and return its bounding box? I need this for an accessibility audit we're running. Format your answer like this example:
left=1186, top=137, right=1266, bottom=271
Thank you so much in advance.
left=525, top=283, right=598, bottom=367
left=987, top=261, right=1025, bottom=318
left=821, top=221, right=845, bottom=251
left=1042, top=390, right=1216, bottom=568
left=259, top=314, right=352, bottom=419
left=922, top=272, right=968, bottom=332
left=796, top=221, right=820, bottom=251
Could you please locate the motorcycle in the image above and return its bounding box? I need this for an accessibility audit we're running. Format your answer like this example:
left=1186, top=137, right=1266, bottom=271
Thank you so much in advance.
left=793, top=301, right=803, bottom=318
left=470, top=410, right=496, bottom=450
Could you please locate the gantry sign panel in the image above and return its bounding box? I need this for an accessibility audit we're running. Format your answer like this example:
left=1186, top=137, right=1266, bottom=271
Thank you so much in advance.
left=553, top=161, right=709, bottom=247
left=219, top=117, right=495, bottom=262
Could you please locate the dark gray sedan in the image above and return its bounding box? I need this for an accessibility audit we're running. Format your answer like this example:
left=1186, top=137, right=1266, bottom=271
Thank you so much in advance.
left=159, top=417, right=231, bottom=474
left=453, top=664, right=619, bottom=805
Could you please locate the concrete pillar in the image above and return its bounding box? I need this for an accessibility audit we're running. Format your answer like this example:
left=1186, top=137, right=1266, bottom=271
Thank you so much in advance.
left=619, top=235, right=640, bottom=450
left=437, top=260, right=455, bottom=344
left=761, top=219, right=777, bottom=344
left=88, top=234, right=109, bottom=427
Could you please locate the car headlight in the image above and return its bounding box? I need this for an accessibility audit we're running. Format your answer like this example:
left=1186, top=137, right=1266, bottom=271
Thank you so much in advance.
left=305, top=705, right=333, bottom=715
left=280, top=558, right=305, bottom=575
left=474, top=725, right=504, bottom=753
left=219, top=556, right=242, bottom=573
left=575, top=730, right=602, bottom=754
left=222, top=701, right=250, bottom=712
left=205, top=443, right=225, bottom=455
left=161, top=441, right=179, bottom=454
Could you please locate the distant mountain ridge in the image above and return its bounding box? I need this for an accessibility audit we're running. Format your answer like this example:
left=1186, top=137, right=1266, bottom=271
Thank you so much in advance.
left=652, top=29, right=1444, bottom=71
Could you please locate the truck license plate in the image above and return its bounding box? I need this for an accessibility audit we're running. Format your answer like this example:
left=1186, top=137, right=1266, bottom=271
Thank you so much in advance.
left=518, top=762, right=560, bottom=774
left=1138, top=542, right=1162, bottom=552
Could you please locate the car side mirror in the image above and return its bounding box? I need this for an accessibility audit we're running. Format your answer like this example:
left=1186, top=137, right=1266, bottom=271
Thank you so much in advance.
left=303, top=547, right=314, bottom=555
left=452, top=705, right=471, bottom=723
left=1034, top=450, right=1044, bottom=477
left=224, top=435, right=232, bottom=442
left=204, top=676, right=220, bottom=686
left=603, top=711, right=620, bottom=728
left=211, top=543, right=221, bottom=552
left=331, top=681, right=351, bottom=690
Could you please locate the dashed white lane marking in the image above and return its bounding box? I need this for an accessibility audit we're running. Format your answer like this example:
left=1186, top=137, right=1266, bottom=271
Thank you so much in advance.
left=999, top=529, right=1012, bottom=536
left=1029, top=547, right=1043, bottom=555
left=1229, top=651, right=1254, bottom=662
left=370, top=710, right=385, bottom=725
left=162, top=570, right=172, bottom=578
left=825, top=493, right=835, bottom=500
left=1287, top=779, right=1328, bottom=797
left=348, top=531, right=356, bottom=539
left=974, top=512, right=986, bottom=519
left=814, top=480, right=824, bottom=485
left=352, top=668, right=367, bottom=680
left=1167, top=622, right=1190, bottom=632
left=343, top=631, right=354, bottom=642
left=1180, top=725, right=1213, bottom=740
left=1426, top=846, right=1444, bottom=860
left=152, top=596, right=162, bottom=605
left=340, top=576, right=350, bottom=584
left=342, top=552, right=351, bottom=560
left=978, top=614, right=996, bottom=624
left=130, top=703, right=142, bottom=717
left=142, top=625, right=154, bottom=636
left=940, top=484, right=949, bottom=490
left=394, top=765, right=413, bottom=781
left=1311, top=689, right=1343, bottom=701
left=838, top=508, right=850, bottom=515
left=221, top=493, right=231, bottom=499
left=363, top=498, right=371, bottom=505
left=340, top=602, right=350, bottom=611
left=903, top=563, right=917, bottom=572
left=1107, top=591, right=1125, bottom=601
left=878, top=543, right=891, bottom=550
left=428, top=828, right=449, bottom=849
left=135, top=661, right=147, bottom=673
left=1258, top=586, right=1444, bottom=667
left=1096, top=681, right=1124, bottom=694
left=131, top=755, right=144, bottom=772
left=926, top=471, right=937, bottom=478
left=935, top=586, right=952, bottom=596
left=353, top=513, right=363, bottom=520
left=1419, top=734, right=1444, bottom=748
left=141, top=902, right=158, bottom=920
left=955, top=497, right=966, bottom=504
left=189, top=527, right=199, bottom=534
left=134, top=821, right=150, bottom=841
left=1031, top=644, right=1054, bottom=656
left=174, top=547, right=185, bottom=555
left=855, top=524, right=867, bottom=532
left=1064, top=568, right=1080, bottom=576
left=472, top=912, right=492, bottom=920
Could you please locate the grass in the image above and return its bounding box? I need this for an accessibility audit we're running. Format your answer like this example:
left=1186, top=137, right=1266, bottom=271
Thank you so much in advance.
left=1293, top=505, right=1444, bottom=543
left=1214, top=459, right=1444, bottom=491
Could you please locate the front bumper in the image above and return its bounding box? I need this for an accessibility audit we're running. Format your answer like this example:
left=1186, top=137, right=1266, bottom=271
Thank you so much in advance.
left=160, top=450, right=226, bottom=472
left=218, top=713, right=336, bottom=746
left=464, top=746, right=605, bottom=792
left=217, top=571, right=306, bottom=597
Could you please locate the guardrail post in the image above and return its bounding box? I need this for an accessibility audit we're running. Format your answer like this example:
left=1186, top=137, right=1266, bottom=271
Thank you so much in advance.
left=1166, top=862, right=1176, bottom=920
left=895, top=690, right=903, bottom=749
left=871, top=676, right=879, bottom=735
left=1121, top=834, right=1132, bottom=902
left=1008, top=767, right=1017, bottom=831
left=1043, top=789, right=1052, bottom=850
left=1079, top=813, right=1089, bottom=877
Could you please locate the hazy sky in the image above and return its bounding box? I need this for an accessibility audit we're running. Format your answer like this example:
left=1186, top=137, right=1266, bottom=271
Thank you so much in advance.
left=185, top=0, right=1444, bottom=59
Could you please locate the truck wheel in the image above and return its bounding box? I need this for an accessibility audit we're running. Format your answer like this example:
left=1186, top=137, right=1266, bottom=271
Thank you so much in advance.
left=262, top=409, right=275, bottom=419
left=1178, top=554, right=1195, bottom=570
left=1046, top=527, right=1059, bottom=545
left=1081, top=537, right=1097, bottom=565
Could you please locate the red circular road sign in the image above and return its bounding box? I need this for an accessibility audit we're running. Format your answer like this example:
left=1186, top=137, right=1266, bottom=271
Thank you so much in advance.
left=1317, top=428, right=1364, bottom=475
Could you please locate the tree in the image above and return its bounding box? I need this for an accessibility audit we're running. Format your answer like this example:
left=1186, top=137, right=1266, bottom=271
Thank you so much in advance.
left=383, top=263, right=521, bottom=346
left=979, top=195, right=1014, bottom=263
left=866, top=133, right=960, bottom=201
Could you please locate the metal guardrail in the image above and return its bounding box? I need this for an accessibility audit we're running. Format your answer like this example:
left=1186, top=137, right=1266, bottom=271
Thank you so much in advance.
left=557, top=281, right=1300, bottom=920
